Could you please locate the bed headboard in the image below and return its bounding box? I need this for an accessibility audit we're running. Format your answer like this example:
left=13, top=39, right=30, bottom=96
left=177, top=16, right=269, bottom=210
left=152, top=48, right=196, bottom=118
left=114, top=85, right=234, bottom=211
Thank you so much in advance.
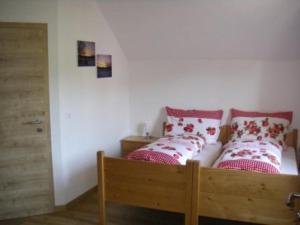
left=162, top=123, right=298, bottom=149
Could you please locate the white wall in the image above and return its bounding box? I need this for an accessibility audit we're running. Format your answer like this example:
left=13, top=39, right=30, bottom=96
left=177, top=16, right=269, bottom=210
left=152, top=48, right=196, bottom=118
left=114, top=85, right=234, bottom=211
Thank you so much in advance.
left=129, top=60, right=300, bottom=141
left=0, top=0, right=130, bottom=205
left=57, top=0, right=130, bottom=204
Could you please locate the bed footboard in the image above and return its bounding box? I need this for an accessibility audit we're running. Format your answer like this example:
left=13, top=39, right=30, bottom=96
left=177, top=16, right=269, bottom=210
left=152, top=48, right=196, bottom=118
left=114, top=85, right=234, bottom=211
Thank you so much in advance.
left=196, top=167, right=300, bottom=225
left=97, top=151, right=199, bottom=225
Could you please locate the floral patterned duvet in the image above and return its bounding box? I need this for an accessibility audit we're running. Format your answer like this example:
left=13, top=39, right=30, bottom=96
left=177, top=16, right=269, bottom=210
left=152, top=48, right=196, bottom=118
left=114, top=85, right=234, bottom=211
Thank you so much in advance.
left=125, top=135, right=206, bottom=165
left=216, top=140, right=282, bottom=174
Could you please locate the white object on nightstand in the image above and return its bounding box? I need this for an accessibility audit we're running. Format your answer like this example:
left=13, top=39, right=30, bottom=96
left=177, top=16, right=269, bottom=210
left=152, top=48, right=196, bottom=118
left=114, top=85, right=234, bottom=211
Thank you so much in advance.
left=142, top=122, right=150, bottom=138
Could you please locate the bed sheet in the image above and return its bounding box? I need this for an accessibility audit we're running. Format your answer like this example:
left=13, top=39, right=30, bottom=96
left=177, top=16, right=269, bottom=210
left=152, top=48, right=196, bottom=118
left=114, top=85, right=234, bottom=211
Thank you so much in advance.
left=192, top=142, right=222, bottom=167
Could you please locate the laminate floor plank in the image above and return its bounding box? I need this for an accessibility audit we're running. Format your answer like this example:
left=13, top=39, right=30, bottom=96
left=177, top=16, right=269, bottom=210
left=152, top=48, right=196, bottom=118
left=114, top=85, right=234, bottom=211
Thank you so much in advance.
left=0, top=189, right=260, bottom=225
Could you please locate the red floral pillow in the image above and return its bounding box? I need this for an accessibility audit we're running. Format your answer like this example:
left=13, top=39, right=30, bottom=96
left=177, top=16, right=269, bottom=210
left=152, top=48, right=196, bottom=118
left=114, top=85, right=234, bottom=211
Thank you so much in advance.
left=230, top=109, right=293, bottom=148
left=165, top=106, right=223, bottom=144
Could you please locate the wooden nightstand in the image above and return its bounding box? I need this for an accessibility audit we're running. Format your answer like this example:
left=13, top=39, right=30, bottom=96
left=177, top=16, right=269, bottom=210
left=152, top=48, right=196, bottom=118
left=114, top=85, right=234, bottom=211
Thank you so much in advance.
left=121, top=136, right=159, bottom=156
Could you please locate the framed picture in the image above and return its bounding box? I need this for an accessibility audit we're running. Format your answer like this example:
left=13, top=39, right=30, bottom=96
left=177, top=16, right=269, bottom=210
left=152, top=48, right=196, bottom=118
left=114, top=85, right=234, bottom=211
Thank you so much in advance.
left=97, top=54, right=112, bottom=78
left=77, top=41, right=95, bottom=66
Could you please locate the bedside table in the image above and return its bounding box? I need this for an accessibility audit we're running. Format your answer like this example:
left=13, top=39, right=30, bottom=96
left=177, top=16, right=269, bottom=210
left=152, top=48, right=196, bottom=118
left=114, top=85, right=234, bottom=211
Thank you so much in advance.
left=121, top=136, right=159, bottom=156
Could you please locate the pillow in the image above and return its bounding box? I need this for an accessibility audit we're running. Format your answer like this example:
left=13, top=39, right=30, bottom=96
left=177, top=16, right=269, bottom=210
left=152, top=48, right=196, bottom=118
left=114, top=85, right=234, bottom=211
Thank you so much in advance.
left=165, top=106, right=223, bottom=144
left=230, top=108, right=293, bottom=147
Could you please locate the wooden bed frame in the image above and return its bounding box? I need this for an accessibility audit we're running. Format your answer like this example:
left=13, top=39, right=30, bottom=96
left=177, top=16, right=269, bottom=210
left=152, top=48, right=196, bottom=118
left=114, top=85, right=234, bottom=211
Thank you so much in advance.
left=97, top=126, right=300, bottom=225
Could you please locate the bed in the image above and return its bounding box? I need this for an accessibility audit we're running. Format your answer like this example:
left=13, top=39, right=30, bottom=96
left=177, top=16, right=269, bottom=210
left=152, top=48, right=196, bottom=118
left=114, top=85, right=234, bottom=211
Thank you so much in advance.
left=97, top=107, right=225, bottom=225
left=191, top=125, right=300, bottom=225
left=192, top=109, right=300, bottom=225
left=97, top=126, right=299, bottom=225
left=97, top=107, right=300, bottom=225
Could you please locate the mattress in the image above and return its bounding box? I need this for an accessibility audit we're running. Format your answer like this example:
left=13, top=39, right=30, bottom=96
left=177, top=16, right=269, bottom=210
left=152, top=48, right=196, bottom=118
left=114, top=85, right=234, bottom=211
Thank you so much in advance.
left=192, top=142, right=222, bottom=167
left=212, top=146, right=298, bottom=175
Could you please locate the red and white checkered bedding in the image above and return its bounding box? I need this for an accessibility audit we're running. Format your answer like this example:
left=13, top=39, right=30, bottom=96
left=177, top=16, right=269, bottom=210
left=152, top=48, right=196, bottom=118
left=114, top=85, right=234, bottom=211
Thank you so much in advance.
left=216, top=140, right=282, bottom=174
left=125, top=135, right=206, bottom=165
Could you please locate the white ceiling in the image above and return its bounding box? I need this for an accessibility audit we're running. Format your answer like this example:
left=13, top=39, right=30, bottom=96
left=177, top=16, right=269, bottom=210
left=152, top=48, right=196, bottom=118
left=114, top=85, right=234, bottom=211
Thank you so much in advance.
left=98, top=0, right=300, bottom=60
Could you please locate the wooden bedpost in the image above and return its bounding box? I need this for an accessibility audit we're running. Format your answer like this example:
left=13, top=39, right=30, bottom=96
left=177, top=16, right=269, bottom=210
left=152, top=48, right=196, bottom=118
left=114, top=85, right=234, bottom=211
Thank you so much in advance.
left=293, top=129, right=298, bottom=149
left=185, top=160, right=200, bottom=225
left=97, top=151, right=106, bottom=225
left=218, top=125, right=230, bottom=145
left=285, top=129, right=298, bottom=149
left=191, top=161, right=200, bottom=225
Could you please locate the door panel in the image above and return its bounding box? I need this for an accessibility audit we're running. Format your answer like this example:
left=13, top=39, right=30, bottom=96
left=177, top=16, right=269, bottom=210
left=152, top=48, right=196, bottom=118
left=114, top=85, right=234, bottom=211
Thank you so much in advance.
left=0, top=22, right=54, bottom=220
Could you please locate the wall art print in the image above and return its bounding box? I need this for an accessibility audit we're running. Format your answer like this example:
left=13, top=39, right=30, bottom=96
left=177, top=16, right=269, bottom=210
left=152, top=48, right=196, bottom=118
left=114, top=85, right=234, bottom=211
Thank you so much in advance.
left=77, top=40, right=95, bottom=66
left=97, top=54, right=112, bottom=78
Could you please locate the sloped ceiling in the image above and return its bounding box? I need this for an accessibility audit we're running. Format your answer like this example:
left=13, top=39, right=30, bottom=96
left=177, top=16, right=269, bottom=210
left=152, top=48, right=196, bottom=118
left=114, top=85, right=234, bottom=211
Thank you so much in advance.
left=98, top=0, right=300, bottom=60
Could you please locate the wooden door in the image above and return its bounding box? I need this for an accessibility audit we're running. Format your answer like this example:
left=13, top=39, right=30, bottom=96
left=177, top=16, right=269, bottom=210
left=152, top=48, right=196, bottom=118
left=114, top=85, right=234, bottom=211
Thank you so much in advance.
left=0, top=22, right=54, bottom=220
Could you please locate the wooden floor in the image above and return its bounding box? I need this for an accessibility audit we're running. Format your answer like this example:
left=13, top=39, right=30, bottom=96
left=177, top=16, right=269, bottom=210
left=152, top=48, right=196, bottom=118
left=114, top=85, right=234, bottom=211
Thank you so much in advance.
left=0, top=189, right=259, bottom=225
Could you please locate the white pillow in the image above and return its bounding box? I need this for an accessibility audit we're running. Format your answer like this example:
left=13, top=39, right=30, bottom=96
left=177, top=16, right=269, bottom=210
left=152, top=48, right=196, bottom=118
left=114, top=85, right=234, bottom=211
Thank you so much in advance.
left=165, top=106, right=223, bottom=144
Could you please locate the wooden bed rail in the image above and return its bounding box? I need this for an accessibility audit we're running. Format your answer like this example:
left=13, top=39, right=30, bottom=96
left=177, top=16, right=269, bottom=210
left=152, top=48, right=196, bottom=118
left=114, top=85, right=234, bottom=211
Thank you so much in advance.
left=195, top=168, right=300, bottom=225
